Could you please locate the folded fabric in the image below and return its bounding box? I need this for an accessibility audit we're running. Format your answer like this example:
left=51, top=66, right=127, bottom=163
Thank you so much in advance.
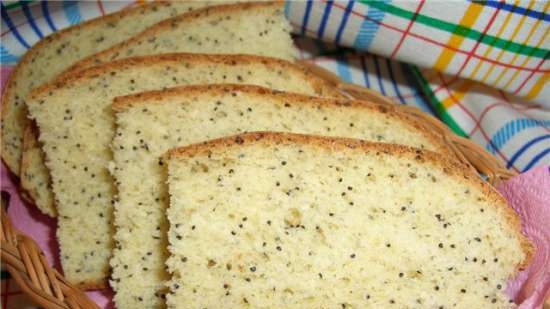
left=287, top=0, right=550, bottom=172
left=417, top=69, right=550, bottom=172
left=286, top=1, right=549, bottom=105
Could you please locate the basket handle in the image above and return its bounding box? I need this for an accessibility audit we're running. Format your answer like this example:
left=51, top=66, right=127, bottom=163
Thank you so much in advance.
left=1, top=191, right=99, bottom=309
left=299, top=60, right=516, bottom=187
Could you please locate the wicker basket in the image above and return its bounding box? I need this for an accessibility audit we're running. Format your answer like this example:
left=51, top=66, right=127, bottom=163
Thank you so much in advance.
left=1, top=63, right=518, bottom=309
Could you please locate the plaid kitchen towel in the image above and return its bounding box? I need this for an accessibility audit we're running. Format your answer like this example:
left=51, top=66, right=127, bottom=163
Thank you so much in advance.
left=1, top=1, right=549, bottom=308
left=287, top=0, right=550, bottom=172
left=286, top=0, right=549, bottom=104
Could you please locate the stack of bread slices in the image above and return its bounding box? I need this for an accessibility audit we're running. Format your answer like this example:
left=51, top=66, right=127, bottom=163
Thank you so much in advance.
left=1, top=2, right=531, bottom=309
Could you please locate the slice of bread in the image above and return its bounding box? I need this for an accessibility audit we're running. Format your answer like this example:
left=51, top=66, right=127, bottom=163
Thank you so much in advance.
left=110, top=84, right=452, bottom=308
left=21, top=124, right=56, bottom=217
left=1, top=1, right=218, bottom=175
left=165, top=132, right=530, bottom=309
left=25, top=54, right=341, bottom=294
left=65, top=2, right=296, bottom=74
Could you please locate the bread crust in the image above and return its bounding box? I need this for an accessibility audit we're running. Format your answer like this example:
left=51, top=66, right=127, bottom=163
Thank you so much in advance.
left=112, top=83, right=454, bottom=157
left=66, top=2, right=285, bottom=73
left=27, top=53, right=343, bottom=102
left=0, top=1, right=184, bottom=174
left=20, top=123, right=56, bottom=217
left=167, top=131, right=533, bottom=272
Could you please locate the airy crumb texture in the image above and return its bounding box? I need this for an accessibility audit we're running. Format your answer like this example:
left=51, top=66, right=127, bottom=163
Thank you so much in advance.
left=20, top=124, right=55, bottom=217
left=67, top=2, right=296, bottom=73
left=26, top=54, right=338, bottom=308
left=1, top=1, right=216, bottom=175
left=165, top=132, right=528, bottom=309
left=112, top=84, right=452, bottom=308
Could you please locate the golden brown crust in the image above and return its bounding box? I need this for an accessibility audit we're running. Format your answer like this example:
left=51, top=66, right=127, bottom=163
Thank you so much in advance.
left=0, top=67, right=27, bottom=173
left=19, top=122, right=56, bottom=217
left=27, top=53, right=342, bottom=102
left=112, top=83, right=453, bottom=156
left=66, top=1, right=285, bottom=73
left=21, top=123, right=38, bottom=156
left=20, top=124, right=41, bottom=207
left=1, top=47, right=31, bottom=173
left=167, top=131, right=532, bottom=272
left=297, top=60, right=342, bottom=86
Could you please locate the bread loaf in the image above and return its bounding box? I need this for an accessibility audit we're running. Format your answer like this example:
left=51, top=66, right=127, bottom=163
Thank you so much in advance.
left=25, top=53, right=341, bottom=298
left=165, top=132, right=530, bottom=309
left=1, top=1, right=217, bottom=175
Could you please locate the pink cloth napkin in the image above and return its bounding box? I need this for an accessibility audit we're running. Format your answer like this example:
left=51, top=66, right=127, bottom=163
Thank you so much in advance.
left=500, top=166, right=550, bottom=309
left=1, top=66, right=14, bottom=90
